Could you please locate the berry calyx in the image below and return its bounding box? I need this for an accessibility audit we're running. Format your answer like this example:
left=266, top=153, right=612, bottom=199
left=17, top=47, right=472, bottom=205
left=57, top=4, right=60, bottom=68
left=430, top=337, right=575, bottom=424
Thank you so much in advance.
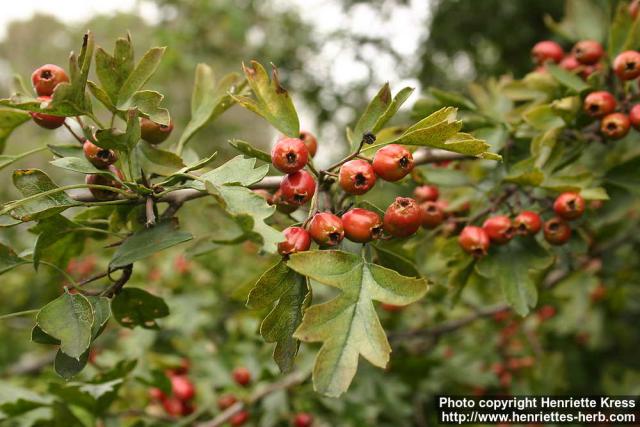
left=140, top=117, right=174, bottom=144
left=629, top=104, right=640, bottom=130
left=413, top=185, right=439, bottom=202
left=553, top=192, right=585, bottom=221
left=372, top=144, right=414, bottom=182
left=85, top=165, right=125, bottom=201
left=543, top=217, right=572, bottom=245
left=83, top=140, right=118, bottom=169
left=341, top=208, right=383, bottom=243
left=31, top=64, right=69, bottom=96
left=308, top=212, right=345, bottom=246
left=278, top=226, right=312, bottom=255
left=513, top=211, right=542, bottom=235
left=383, top=197, right=422, bottom=238
left=613, top=50, right=640, bottom=80
left=299, top=130, right=318, bottom=157
left=271, top=188, right=298, bottom=214
left=230, top=410, right=250, bottom=426
left=338, top=159, right=376, bottom=195
left=572, top=40, right=604, bottom=65
left=294, top=412, right=314, bottom=427
left=583, top=91, right=616, bottom=118
left=170, top=375, right=195, bottom=401
left=600, top=113, right=630, bottom=139
left=531, top=41, right=564, bottom=65
left=482, top=215, right=515, bottom=244
left=280, top=170, right=316, bottom=206
left=232, top=367, right=251, bottom=386
left=30, top=96, right=65, bottom=129
left=217, top=394, right=238, bottom=410
left=458, top=226, right=490, bottom=257
left=419, top=201, right=445, bottom=229
left=271, top=137, right=309, bottom=173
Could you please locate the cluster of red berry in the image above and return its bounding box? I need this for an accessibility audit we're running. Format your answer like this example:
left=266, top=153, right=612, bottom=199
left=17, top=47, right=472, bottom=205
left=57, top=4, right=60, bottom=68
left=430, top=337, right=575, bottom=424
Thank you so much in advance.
left=531, top=39, right=605, bottom=79
left=458, top=192, right=585, bottom=257
left=29, top=64, right=69, bottom=129
left=148, top=361, right=196, bottom=417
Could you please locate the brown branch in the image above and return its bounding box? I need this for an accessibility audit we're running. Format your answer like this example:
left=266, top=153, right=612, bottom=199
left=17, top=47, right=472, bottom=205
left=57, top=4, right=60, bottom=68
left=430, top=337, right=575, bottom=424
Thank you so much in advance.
left=195, top=370, right=308, bottom=427
left=102, top=264, right=133, bottom=298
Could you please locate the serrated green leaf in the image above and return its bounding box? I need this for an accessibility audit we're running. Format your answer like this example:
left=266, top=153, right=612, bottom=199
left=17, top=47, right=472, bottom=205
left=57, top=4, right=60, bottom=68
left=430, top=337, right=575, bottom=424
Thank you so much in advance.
left=95, top=34, right=134, bottom=103
left=475, top=238, right=554, bottom=316
left=229, top=139, right=271, bottom=163
left=233, top=61, right=299, bottom=137
left=196, top=155, right=269, bottom=188
left=36, top=291, right=94, bottom=359
left=136, top=141, right=185, bottom=176
left=523, top=104, right=566, bottom=131
left=287, top=250, right=428, bottom=397
left=116, top=47, right=165, bottom=108
left=124, top=90, right=169, bottom=125
left=95, top=109, right=141, bottom=151
left=111, top=287, right=169, bottom=329
left=6, top=169, right=78, bottom=221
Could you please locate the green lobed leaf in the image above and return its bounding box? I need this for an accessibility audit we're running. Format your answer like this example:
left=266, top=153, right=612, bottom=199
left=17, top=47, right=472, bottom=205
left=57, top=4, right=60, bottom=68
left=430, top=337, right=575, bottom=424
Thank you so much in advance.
left=36, top=290, right=94, bottom=359
left=523, top=104, right=566, bottom=131
left=196, top=155, right=269, bottom=188
left=546, top=64, right=590, bottom=93
left=50, top=157, right=121, bottom=179
left=95, top=34, right=135, bottom=103
left=94, top=109, right=141, bottom=151
left=287, top=250, right=429, bottom=397
left=136, top=141, right=185, bottom=176
left=111, top=287, right=169, bottom=329
left=124, top=90, right=169, bottom=125
left=110, top=220, right=193, bottom=269
left=0, top=108, right=30, bottom=154
left=116, top=46, right=166, bottom=109
left=475, top=238, right=554, bottom=316
left=229, top=139, right=271, bottom=163
left=232, top=61, right=299, bottom=137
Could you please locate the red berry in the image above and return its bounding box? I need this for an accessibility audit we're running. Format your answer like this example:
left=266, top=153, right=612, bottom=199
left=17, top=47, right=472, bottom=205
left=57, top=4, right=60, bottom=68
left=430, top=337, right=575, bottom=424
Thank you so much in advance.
left=293, top=412, right=314, bottom=427
left=149, top=387, right=167, bottom=401
left=83, top=140, right=118, bottom=169
left=482, top=215, right=515, bottom=244
left=572, top=40, right=604, bottom=65
left=341, top=208, right=383, bottom=243
left=217, top=394, right=238, bottom=410
left=162, top=396, right=188, bottom=417
left=383, top=197, right=422, bottom=238
left=271, top=188, right=298, bottom=214
left=583, top=91, right=616, bottom=118
left=513, top=211, right=542, bottom=235
left=531, top=41, right=564, bottom=65
left=299, top=130, right=318, bottom=157
left=271, top=137, right=309, bottom=173
left=85, top=165, right=125, bottom=201
left=308, top=212, right=345, bottom=246
left=543, top=217, right=572, bottom=245
left=537, top=305, right=556, bottom=321
left=413, top=185, right=439, bottom=202
left=631, top=0, right=640, bottom=19
left=140, top=117, right=174, bottom=144
left=613, top=50, right=640, bottom=80
left=232, top=367, right=251, bottom=386
left=170, top=375, right=195, bottom=401
left=600, top=113, right=631, bottom=139
left=458, top=226, right=490, bottom=257
left=553, top=192, right=585, bottom=221
left=580, top=62, right=604, bottom=79
left=559, top=55, right=580, bottom=72
left=419, top=201, right=445, bottom=229
left=338, top=159, right=376, bottom=195
left=280, top=171, right=316, bottom=206
left=278, top=226, right=312, bottom=255
left=30, top=96, right=65, bottom=129
left=372, top=144, right=414, bottom=182
left=630, top=104, right=640, bottom=130
left=230, top=410, right=250, bottom=426
left=31, top=64, right=69, bottom=96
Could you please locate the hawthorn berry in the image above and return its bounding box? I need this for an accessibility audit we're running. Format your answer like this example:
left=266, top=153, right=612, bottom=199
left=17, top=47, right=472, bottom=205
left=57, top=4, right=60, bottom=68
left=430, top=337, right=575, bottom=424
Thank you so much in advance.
left=271, top=137, right=309, bottom=173
left=513, top=211, right=542, bottom=235
left=148, top=387, right=167, bottom=401
left=543, top=217, right=572, bottom=245
left=580, top=62, right=604, bottom=79
left=232, top=367, right=251, bottom=386
left=630, top=104, right=640, bottom=130
left=383, top=197, right=422, bottom=238
left=341, top=208, right=383, bottom=243
left=162, top=396, right=191, bottom=417
left=170, top=375, right=195, bottom=401
left=413, top=185, right=439, bottom=202
left=372, top=144, right=414, bottom=182
left=85, top=165, right=125, bottom=200
left=613, top=50, right=640, bottom=80
left=631, top=0, right=640, bottom=19
left=230, top=410, right=250, bottom=426
left=293, top=412, right=314, bottom=427
left=338, top=159, right=376, bottom=195
left=308, top=212, right=345, bottom=246
left=572, top=40, right=604, bottom=65
left=140, top=117, right=174, bottom=144
left=31, top=64, right=69, bottom=96
left=537, top=305, right=557, bottom=321
left=553, top=192, right=585, bottom=221
left=278, top=226, right=312, bottom=255
left=271, top=188, right=298, bottom=214
left=83, top=140, right=118, bottom=169
left=30, top=96, right=65, bottom=129
left=600, top=113, right=630, bottom=139
left=458, top=225, right=490, bottom=257
left=299, top=130, right=318, bottom=157
left=217, top=394, right=238, bottom=410
left=419, top=201, right=445, bottom=229
left=531, top=41, right=564, bottom=65
left=482, top=215, right=515, bottom=244
left=280, top=170, right=316, bottom=206
left=559, top=55, right=580, bottom=72
left=583, top=91, right=616, bottom=118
